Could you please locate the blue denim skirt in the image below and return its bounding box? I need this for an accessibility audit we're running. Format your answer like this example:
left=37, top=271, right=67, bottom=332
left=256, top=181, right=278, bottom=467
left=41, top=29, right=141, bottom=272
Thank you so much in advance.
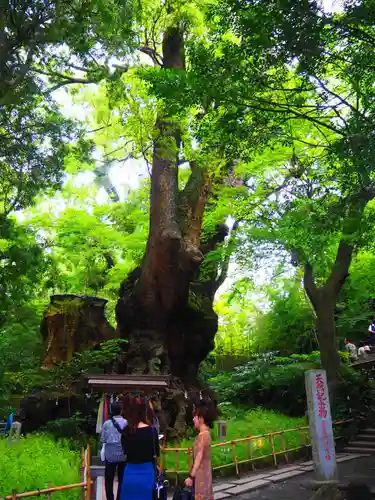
left=120, top=462, right=154, bottom=500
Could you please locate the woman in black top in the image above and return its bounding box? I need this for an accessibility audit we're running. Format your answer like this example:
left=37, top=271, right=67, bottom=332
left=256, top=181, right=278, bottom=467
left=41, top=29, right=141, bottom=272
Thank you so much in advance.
left=120, top=397, right=159, bottom=500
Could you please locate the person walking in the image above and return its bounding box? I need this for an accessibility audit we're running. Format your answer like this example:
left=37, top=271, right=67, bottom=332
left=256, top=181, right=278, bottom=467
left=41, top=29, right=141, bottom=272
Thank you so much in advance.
left=100, top=402, right=127, bottom=500
left=120, top=397, right=159, bottom=500
left=185, top=403, right=217, bottom=500
left=367, top=317, right=375, bottom=345
left=344, top=338, right=358, bottom=362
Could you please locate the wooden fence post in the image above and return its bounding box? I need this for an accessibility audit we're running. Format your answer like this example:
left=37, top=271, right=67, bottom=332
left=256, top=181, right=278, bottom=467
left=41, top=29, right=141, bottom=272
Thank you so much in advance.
left=81, top=447, right=85, bottom=500
left=11, top=490, right=16, bottom=500
left=85, top=443, right=92, bottom=500
left=47, top=483, right=52, bottom=500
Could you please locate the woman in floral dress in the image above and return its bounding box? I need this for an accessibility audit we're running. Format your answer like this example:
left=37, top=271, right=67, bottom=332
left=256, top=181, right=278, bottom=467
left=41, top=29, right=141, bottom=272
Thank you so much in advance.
left=185, top=403, right=217, bottom=500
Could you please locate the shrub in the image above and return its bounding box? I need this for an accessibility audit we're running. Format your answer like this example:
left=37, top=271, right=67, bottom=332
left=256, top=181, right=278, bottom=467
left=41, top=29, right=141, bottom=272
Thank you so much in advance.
left=334, top=366, right=375, bottom=420
left=0, top=435, right=81, bottom=499
left=209, top=352, right=375, bottom=419
left=209, top=355, right=319, bottom=416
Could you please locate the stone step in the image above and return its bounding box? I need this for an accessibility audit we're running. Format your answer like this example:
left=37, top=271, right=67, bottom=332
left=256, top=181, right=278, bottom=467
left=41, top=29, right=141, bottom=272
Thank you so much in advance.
left=356, top=434, right=375, bottom=441
left=348, top=441, right=375, bottom=448
left=344, top=446, right=375, bottom=454
left=360, top=428, right=375, bottom=434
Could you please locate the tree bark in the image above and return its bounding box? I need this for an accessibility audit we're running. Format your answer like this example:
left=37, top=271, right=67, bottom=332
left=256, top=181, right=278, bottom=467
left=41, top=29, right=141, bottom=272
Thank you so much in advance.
left=304, top=239, right=354, bottom=390
left=314, top=295, right=341, bottom=390
left=115, top=24, right=229, bottom=437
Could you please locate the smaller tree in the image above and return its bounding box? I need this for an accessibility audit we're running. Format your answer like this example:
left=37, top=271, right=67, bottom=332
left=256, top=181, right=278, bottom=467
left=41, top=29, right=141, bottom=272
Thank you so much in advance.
left=0, top=215, right=49, bottom=370
left=182, top=0, right=375, bottom=389
left=253, top=277, right=317, bottom=356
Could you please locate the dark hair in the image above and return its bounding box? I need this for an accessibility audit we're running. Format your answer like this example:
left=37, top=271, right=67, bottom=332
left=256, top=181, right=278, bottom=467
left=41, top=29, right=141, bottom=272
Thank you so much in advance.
left=194, top=402, right=219, bottom=429
left=110, top=402, right=122, bottom=417
left=123, top=396, right=151, bottom=434
left=121, top=394, right=132, bottom=415
left=146, top=399, right=156, bottom=426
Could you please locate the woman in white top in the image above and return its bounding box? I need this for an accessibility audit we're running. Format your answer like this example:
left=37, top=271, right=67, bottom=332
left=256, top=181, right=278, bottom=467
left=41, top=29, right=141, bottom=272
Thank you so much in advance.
left=100, top=402, right=128, bottom=500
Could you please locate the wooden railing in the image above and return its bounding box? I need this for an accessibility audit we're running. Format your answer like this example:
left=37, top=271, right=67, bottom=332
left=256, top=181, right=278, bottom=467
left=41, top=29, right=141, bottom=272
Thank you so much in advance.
left=2, top=445, right=93, bottom=500
left=160, top=419, right=354, bottom=478
left=1, top=419, right=356, bottom=497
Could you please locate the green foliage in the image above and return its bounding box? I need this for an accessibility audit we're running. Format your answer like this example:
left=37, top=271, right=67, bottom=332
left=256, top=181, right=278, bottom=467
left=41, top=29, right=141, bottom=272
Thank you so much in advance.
left=41, top=413, right=94, bottom=446
left=0, top=217, right=49, bottom=376
left=334, top=366, right=375, bottom=421
left=22, top=181, right=149, bottom=326
left=2, top=0, right=375, bottom=428
left=0, top=303, right=44, bottom=372
left=4, top=339, right=127, bottom=395
left=210, top=356, right=319, bottom=416
left=337, top=249, right=375, bottom=341
left=48, top=339, right=128, bottom=392
left=208, top=353, right=374, bottom=419
left=0, top=435, right=80, bottom=498
left=214, top=281, right=257, bottom=361
left=253, top=277, right=317, bottom=355
left=213, top=275, right=316, bottom=363
left=0, top=217, right=48, bottom=317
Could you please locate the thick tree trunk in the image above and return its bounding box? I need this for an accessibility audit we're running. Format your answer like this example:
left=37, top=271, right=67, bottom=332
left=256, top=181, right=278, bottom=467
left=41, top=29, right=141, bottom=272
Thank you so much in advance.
left=115, top=24, right=227, bottom=437
left=314, top=296, right=341, bottom=390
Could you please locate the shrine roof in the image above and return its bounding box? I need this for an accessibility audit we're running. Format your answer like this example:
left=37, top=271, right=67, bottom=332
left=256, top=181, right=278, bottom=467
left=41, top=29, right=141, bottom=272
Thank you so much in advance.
left=87, top=374, right=169, bottom=393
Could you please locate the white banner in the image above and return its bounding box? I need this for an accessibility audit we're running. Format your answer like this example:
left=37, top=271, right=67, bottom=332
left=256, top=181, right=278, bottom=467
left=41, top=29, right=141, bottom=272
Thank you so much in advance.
left=305, top=370, right=337, bottom=481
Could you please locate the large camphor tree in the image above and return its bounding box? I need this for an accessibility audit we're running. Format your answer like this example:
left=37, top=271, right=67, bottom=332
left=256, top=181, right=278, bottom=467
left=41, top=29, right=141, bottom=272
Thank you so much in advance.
left=18, top=0, right=242, bottom=434
left=103, top=4, right=243, bottom=433
left=0, top=0, right=244, bottom=435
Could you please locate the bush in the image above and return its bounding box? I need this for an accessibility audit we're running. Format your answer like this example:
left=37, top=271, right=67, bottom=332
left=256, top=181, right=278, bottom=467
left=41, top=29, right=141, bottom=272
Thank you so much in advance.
left=209, top=354, right=319, bottom=416
left=41, top=413, right=92, bottom=445
left=0, top=435, right=81, bottom=499
left=335, top=366, right=375, bottom=420
left=209, top=352, right=375, bottom=418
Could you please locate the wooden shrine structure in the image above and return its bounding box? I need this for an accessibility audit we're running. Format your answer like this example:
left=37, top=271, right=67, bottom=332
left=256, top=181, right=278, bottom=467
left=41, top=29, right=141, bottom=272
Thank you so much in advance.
left=86, top=374, right=170, bottom=500
left=87, top=374, right=169, bottom=395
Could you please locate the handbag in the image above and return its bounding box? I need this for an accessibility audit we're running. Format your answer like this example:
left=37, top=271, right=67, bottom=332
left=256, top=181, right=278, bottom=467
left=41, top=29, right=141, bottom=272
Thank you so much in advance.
left=172, top=487, right=194, bottom=500
left=152, top=426, right=168, bottom=500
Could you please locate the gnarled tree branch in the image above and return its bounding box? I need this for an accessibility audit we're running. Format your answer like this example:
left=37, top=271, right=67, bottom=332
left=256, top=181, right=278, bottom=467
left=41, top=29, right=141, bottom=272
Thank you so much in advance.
left=304, top=261, right=319, bottom=306
left=179, top=161, right=211, bottom=249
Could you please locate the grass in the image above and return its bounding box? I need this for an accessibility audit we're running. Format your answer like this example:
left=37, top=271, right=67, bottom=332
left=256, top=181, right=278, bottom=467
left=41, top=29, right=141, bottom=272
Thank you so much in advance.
left=0, top=434, right=81, bottom=499
left=162, top=407, right=308, bottom=473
